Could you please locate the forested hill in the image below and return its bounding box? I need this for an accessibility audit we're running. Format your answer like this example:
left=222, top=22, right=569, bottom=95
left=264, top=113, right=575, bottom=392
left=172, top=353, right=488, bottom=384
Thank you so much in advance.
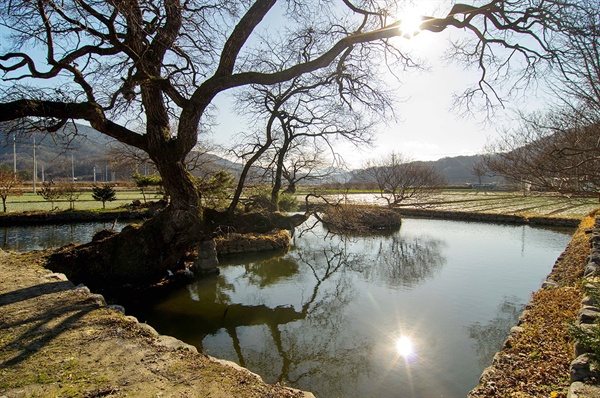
left=0, top=123, right=245, bottom=181
left=0, top=123, right=115, bottom=180
left=422, top=155, right=495, bottom=185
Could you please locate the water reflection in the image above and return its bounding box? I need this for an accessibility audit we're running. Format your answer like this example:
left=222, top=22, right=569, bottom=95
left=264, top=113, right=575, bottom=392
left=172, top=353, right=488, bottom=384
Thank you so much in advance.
left=140, top=221, right=450, bottom=396
left=93, top=217, right=571, bottom=397
left=145, top=239, right=373, bottom=395
left=357, top=235, right=447, bottom=288
left=221, top=251, right=298, bottom=288
left=0, top=221, right=134, bottom=251
left=467, top=297, right=525, bottom=367
left=395, top=335, right=415, bottom=358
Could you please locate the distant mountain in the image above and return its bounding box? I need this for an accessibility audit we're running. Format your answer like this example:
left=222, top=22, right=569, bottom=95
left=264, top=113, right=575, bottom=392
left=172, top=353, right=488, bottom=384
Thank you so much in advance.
left=0, top=123, right=246, bottom=182
left=424, top=155, right=496, bottom=185
left=346, top=155, right=499, bottom=186
left=0, top=123, right=497, bottom=185
left=0, top=123, right=118, bottom=181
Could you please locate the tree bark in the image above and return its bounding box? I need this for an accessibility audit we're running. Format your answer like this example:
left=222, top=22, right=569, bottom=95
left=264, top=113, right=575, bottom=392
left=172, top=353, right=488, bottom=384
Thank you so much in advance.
left=47, top=135, right=209, bottom=289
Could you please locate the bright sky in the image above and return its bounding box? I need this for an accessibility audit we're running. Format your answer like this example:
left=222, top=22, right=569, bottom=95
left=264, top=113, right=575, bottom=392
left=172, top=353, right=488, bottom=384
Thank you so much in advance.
left=0, top=1, right=555, bottom=169
left=209, top=1, right=553, bottom=168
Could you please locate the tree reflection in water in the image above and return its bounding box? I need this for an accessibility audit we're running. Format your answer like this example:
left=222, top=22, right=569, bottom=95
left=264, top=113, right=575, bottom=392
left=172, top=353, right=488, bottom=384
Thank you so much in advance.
left=467, top=297, right=524, bottom=367
left=353, top=234, right=447, bottom=288
left=143, top=220, right=451, bottom=397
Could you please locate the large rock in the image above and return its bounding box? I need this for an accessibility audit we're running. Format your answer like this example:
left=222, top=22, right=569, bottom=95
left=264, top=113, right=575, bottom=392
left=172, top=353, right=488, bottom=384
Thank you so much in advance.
left=578, top=307, right=600, bottom=324
left=571, top=354, right=600, bottom=382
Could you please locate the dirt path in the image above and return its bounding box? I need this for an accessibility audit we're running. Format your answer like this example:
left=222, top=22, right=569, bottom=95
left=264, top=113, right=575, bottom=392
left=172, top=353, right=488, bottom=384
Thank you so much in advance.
left=0, top=250, right=313, bottom=398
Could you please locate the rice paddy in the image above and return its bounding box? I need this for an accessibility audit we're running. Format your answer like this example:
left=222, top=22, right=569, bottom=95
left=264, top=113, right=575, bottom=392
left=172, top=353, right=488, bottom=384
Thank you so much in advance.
left=310, top=190, right=600, bottom=220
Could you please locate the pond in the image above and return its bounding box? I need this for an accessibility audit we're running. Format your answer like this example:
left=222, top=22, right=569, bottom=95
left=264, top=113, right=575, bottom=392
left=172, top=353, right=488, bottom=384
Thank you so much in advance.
left=0, top=217, right=574, bottom=397
left=134, top=218, right=573, bottom=398
left=0, top=221, right=134, bottom=252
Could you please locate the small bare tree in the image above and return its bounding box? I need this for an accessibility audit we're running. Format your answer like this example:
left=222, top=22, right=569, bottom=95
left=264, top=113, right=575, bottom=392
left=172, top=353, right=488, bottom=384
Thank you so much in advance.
left=282, top=145, right=336, bottom=194
left=231, top=73, right=378, bottom=212
left=472, top=159, right=490, bottom=186
left=357, top=152, right=446, bottom=207
left=60, top=182, right=80, bottom=210
left=0, top=164, right=22, bottom=212
left=38, top=181, right=63, bottom=210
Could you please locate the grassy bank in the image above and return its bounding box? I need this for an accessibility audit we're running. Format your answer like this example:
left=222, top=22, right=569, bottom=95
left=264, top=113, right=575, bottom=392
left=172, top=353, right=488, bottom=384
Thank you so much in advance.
left=4, top=189, right=598, bottom=219
left=0, top=250, right=308, bottom=398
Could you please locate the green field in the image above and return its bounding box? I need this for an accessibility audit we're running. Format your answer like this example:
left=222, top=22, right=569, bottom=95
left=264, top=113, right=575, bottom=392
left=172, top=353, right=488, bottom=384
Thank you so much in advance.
left=3, top=189, right=599, bottom=220
left=3, top=190, right=163, bottom=212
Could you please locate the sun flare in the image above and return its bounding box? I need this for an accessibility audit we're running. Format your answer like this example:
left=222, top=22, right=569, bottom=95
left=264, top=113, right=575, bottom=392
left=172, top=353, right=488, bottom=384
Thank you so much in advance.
left=398, top=12, right=423, bottom=38
left=395, top=336, right=414, bottom=357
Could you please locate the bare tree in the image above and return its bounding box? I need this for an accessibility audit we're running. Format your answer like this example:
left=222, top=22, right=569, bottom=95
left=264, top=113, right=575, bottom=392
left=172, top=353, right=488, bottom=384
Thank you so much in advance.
left=37, top=181, right=63, bottom=210
left=357, top=152, right=446, bottom=206
left=60, top=181, right=81, bottom=210
left=281, top=144, right=336, bottom=194
left=0, top=0, right=590, bottom=287
left=107, top=143, right=156, bottom=177
left=485, top=110, right=600, bottom=197
left=109, top=139, right=216, bottom=180
left=471, top=157, right=490, bottom=189
left=0, top=164, right=21, bottom=212
left=484, top=2, right=600, bottom=198
left=232, top=73, right=377, bottom=212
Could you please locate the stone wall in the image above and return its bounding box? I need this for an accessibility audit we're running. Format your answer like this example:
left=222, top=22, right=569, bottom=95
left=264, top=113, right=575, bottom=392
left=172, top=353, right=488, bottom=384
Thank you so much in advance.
left=569, top=217, right=600, bottom=397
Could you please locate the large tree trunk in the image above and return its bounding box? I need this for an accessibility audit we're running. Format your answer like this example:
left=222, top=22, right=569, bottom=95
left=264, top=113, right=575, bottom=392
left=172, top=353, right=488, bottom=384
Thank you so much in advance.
left=48, top=156, right=208, bottom=291
left=45, top=117, right=309, bottom=291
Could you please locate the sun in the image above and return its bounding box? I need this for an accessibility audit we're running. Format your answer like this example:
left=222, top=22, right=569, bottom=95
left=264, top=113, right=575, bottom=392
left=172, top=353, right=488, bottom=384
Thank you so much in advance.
left=398, top=11, right=424, bottom=38
left=395, top=336, right=414, bottom=357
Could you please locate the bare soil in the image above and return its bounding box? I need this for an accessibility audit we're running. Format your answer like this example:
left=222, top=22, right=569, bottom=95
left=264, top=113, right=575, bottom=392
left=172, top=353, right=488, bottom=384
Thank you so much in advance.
left=0, top=250, right=311, bottom=398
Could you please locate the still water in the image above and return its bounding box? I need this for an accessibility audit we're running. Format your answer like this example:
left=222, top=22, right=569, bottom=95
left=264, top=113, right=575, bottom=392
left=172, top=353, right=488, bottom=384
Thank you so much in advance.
left=0, top=218, right=573, bottom=397
left=137, top=218, right=573, bottom=398
left=0, top=221, right=134, bottom=252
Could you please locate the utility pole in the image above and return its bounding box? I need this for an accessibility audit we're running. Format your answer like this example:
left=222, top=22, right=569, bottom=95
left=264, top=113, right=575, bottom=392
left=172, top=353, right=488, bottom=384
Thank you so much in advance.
left=32, top=137, right=36, bottom=194
left=71, top=153, right=75, bottom=181
left=13, top=132, right=16, bottom=176
left=93, top=166, right=96, bottom=183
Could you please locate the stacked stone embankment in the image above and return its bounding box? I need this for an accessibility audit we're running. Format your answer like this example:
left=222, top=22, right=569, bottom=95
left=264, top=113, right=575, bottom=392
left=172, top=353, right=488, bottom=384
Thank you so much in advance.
left=569, top=217, right=600, bottom=397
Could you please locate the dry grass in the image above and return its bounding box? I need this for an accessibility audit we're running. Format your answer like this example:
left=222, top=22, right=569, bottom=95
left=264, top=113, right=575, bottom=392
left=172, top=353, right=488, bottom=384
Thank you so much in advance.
left=320, top=205, right=401, bottom=233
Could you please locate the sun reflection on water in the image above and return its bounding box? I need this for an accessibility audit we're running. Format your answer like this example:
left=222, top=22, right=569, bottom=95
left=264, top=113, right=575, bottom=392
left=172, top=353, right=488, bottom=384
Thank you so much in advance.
left=395, top=336, right=415, bottom=358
